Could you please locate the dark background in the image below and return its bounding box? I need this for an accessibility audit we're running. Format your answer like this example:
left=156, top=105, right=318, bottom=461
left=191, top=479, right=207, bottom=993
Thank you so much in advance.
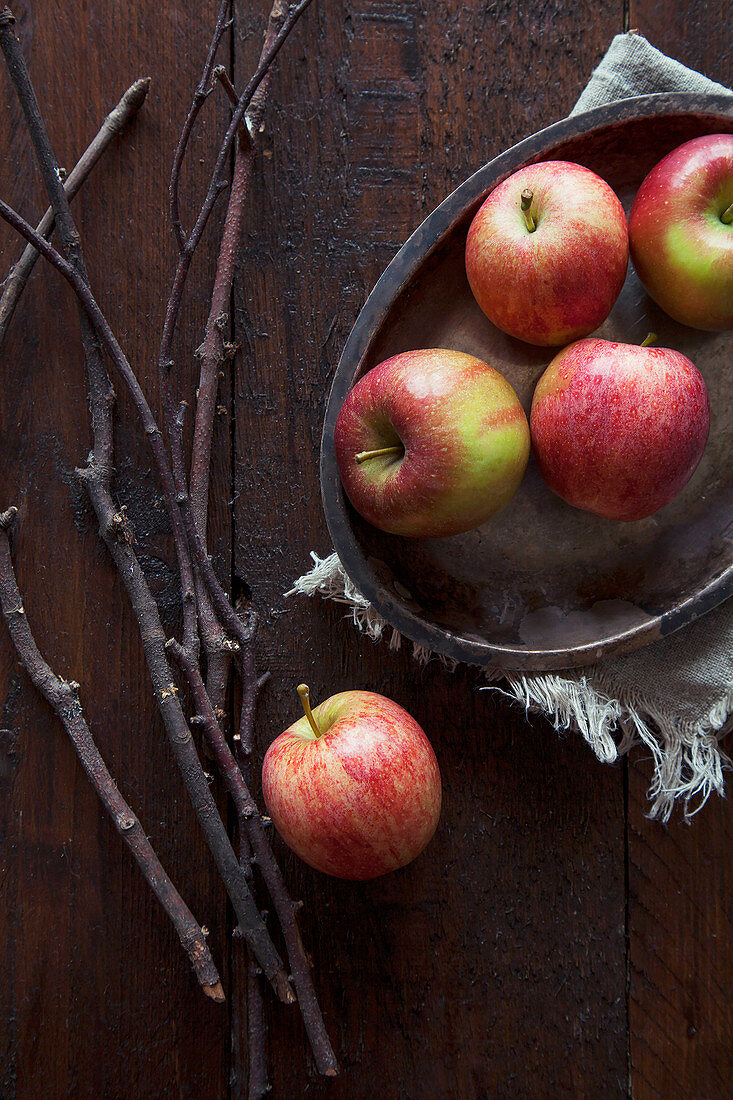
left=0, top=1, right=730, bottom=1097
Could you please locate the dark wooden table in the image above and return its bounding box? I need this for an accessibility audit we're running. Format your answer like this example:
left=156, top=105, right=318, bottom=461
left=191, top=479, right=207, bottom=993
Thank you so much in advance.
left=0, top=1, right=730, bottom=1097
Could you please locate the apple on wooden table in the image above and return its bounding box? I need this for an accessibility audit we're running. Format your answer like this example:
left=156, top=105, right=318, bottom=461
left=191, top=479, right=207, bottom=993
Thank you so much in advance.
left=334, top=348, right=530, bottom=538
left=465, top=160, right=629, bottom=346
left=629, top=133, right=733, bottom=330
left=262, top=685, right=442, bottom=880
left=530, top=335, right=710, bottom=521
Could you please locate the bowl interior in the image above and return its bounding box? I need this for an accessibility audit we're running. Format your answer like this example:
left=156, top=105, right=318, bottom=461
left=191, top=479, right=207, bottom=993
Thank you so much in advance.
left=322, top=98, right=733, bottom=670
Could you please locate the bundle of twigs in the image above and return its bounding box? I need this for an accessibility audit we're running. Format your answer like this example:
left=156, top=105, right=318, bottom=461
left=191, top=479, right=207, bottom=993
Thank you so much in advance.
left=0, top=1, right=338, bottom=1092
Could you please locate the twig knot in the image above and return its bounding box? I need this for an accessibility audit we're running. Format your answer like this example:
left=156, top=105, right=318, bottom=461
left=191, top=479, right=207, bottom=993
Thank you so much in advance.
left=0, top=506, right=18, bottom=530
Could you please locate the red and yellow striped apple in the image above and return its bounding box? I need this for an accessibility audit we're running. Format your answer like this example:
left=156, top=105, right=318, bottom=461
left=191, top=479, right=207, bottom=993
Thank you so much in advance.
left=334, top=348, right=530, bottom=538
left=629, top=133, right=733, bottom=330
left=262, top=686, right=441, bottom=880
left=530, top=336, right=710, bottom=521
left=465, top=160, right=629, bottom=346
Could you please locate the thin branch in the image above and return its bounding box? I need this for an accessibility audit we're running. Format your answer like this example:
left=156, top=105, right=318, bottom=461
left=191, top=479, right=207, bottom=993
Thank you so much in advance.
left=0, top=76, right=150, bottom=348
left=0, top=6, right=112, bottom=468
left=158, top=0, right=314, bottom=381
left=190, top=2, right=290, bottom=716
left=157, top=1, right=317, bottom=688
left=238, top=654, right=339, bottom=1077
left=237, top=626, right=259, bottom=758
left=168, top=633, right=339, bottom=1076
left=214, top=65, right=240, bottom=111
left=0, top=11, right=291, bottom=1002
left=245, top=961, right=270, bottom=1100
left=202, top=8, right=338, bottom=1069
left=237, top=663, right=270, bottom=1100
left=169, top=0, right=231, bottom=252
left=0, top=508, right=224, bottom=1001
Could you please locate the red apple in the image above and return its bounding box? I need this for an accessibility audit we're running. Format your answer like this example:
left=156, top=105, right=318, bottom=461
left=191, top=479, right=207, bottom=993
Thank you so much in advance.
left=262, top=685, right=441, bottom=880
left=334, top=348, right=530, bottom=538
left=530, top=336, right=710, bottom=521
left=629, top=133, right=733, bottom=330
left=465, top=160, right=629, bottom=346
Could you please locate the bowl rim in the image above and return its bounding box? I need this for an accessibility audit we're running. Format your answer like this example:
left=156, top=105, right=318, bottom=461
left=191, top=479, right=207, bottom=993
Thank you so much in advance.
left=320, top=91, right=733, bottom=672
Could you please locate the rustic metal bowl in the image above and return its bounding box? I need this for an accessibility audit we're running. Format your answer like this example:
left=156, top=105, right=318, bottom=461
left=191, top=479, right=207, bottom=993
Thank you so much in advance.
left=321, top=93, right=733, bottom=672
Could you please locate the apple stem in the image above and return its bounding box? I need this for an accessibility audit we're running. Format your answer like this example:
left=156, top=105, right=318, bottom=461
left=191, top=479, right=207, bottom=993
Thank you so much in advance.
left=297, top=684, right=323, bottom=739
left=640, top=332, right=657, bottom=348
left=520, top=188, right=536, bottom=232
left=354, top=445, right=403, bottom=464
left=722, top=202, right=733, bottom=225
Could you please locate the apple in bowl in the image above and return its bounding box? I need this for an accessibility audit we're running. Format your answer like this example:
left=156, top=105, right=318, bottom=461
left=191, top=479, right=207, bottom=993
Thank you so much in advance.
left=262, top=686, right=441, bottom=880
left=629, top=133, right=733, bottom=330
left=334, top=348, right=530, bottom=538
left=465, top=160, right=629, bottom=346
left=530, top=336, right=710, bottom=521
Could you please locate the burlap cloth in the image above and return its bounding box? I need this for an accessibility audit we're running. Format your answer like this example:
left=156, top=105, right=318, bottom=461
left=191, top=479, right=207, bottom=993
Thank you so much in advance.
left=291, top=35, right=733, bottom=821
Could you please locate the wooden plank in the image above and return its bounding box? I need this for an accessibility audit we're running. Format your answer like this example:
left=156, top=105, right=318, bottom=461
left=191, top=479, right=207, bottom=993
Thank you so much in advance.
left=628, top=763, right=733, bottom=1100
left=628, top=0, right=730, bottom=86
left=623, top=9, right=732, bottom=1099
left=0, top=1, right=232, bottom=1095
left=232, top=1, right=627, bottom=1094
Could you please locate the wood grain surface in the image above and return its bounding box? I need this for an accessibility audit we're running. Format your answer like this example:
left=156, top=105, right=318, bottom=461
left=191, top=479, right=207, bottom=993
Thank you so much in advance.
left=0, top=1, right=730, bottom=1097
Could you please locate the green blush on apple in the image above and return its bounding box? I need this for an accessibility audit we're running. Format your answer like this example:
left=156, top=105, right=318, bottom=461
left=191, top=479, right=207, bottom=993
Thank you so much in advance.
left=629, top=133, right=733, bottom=330
left=334, top=348, right=530, bottom=539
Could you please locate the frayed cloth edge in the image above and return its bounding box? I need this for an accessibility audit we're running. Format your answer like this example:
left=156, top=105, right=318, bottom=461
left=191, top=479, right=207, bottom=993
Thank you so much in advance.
left=287, top=551, right=731, bottom=822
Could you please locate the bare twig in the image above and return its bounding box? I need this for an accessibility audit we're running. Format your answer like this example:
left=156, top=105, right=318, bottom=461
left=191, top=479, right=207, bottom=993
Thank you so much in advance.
left=200, top=7, right=337, bottom=1075
left=159, top=0, right=314, bottom=381
left=0, top=508, right=224, bottom=1001
left=169, top=632, right=270, bottom=1099
left=169, top=0, right=231, bottom=252
left=237, top=664, right=270, bottom=1100
left=0, top=76, right=150, bottom=348
left=237, top=641, right=339, bottom=1076
left=0, top=8, right=292, bottom=1002
left=245, top=961, right=270, bottom=1100
left=167, top=634, right=339, bottom=1076
left=215, top=65, right=240, bottom=111
left=191, top=1, right=289, bottom=720
left=158, top=2, right=317, bottom=683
